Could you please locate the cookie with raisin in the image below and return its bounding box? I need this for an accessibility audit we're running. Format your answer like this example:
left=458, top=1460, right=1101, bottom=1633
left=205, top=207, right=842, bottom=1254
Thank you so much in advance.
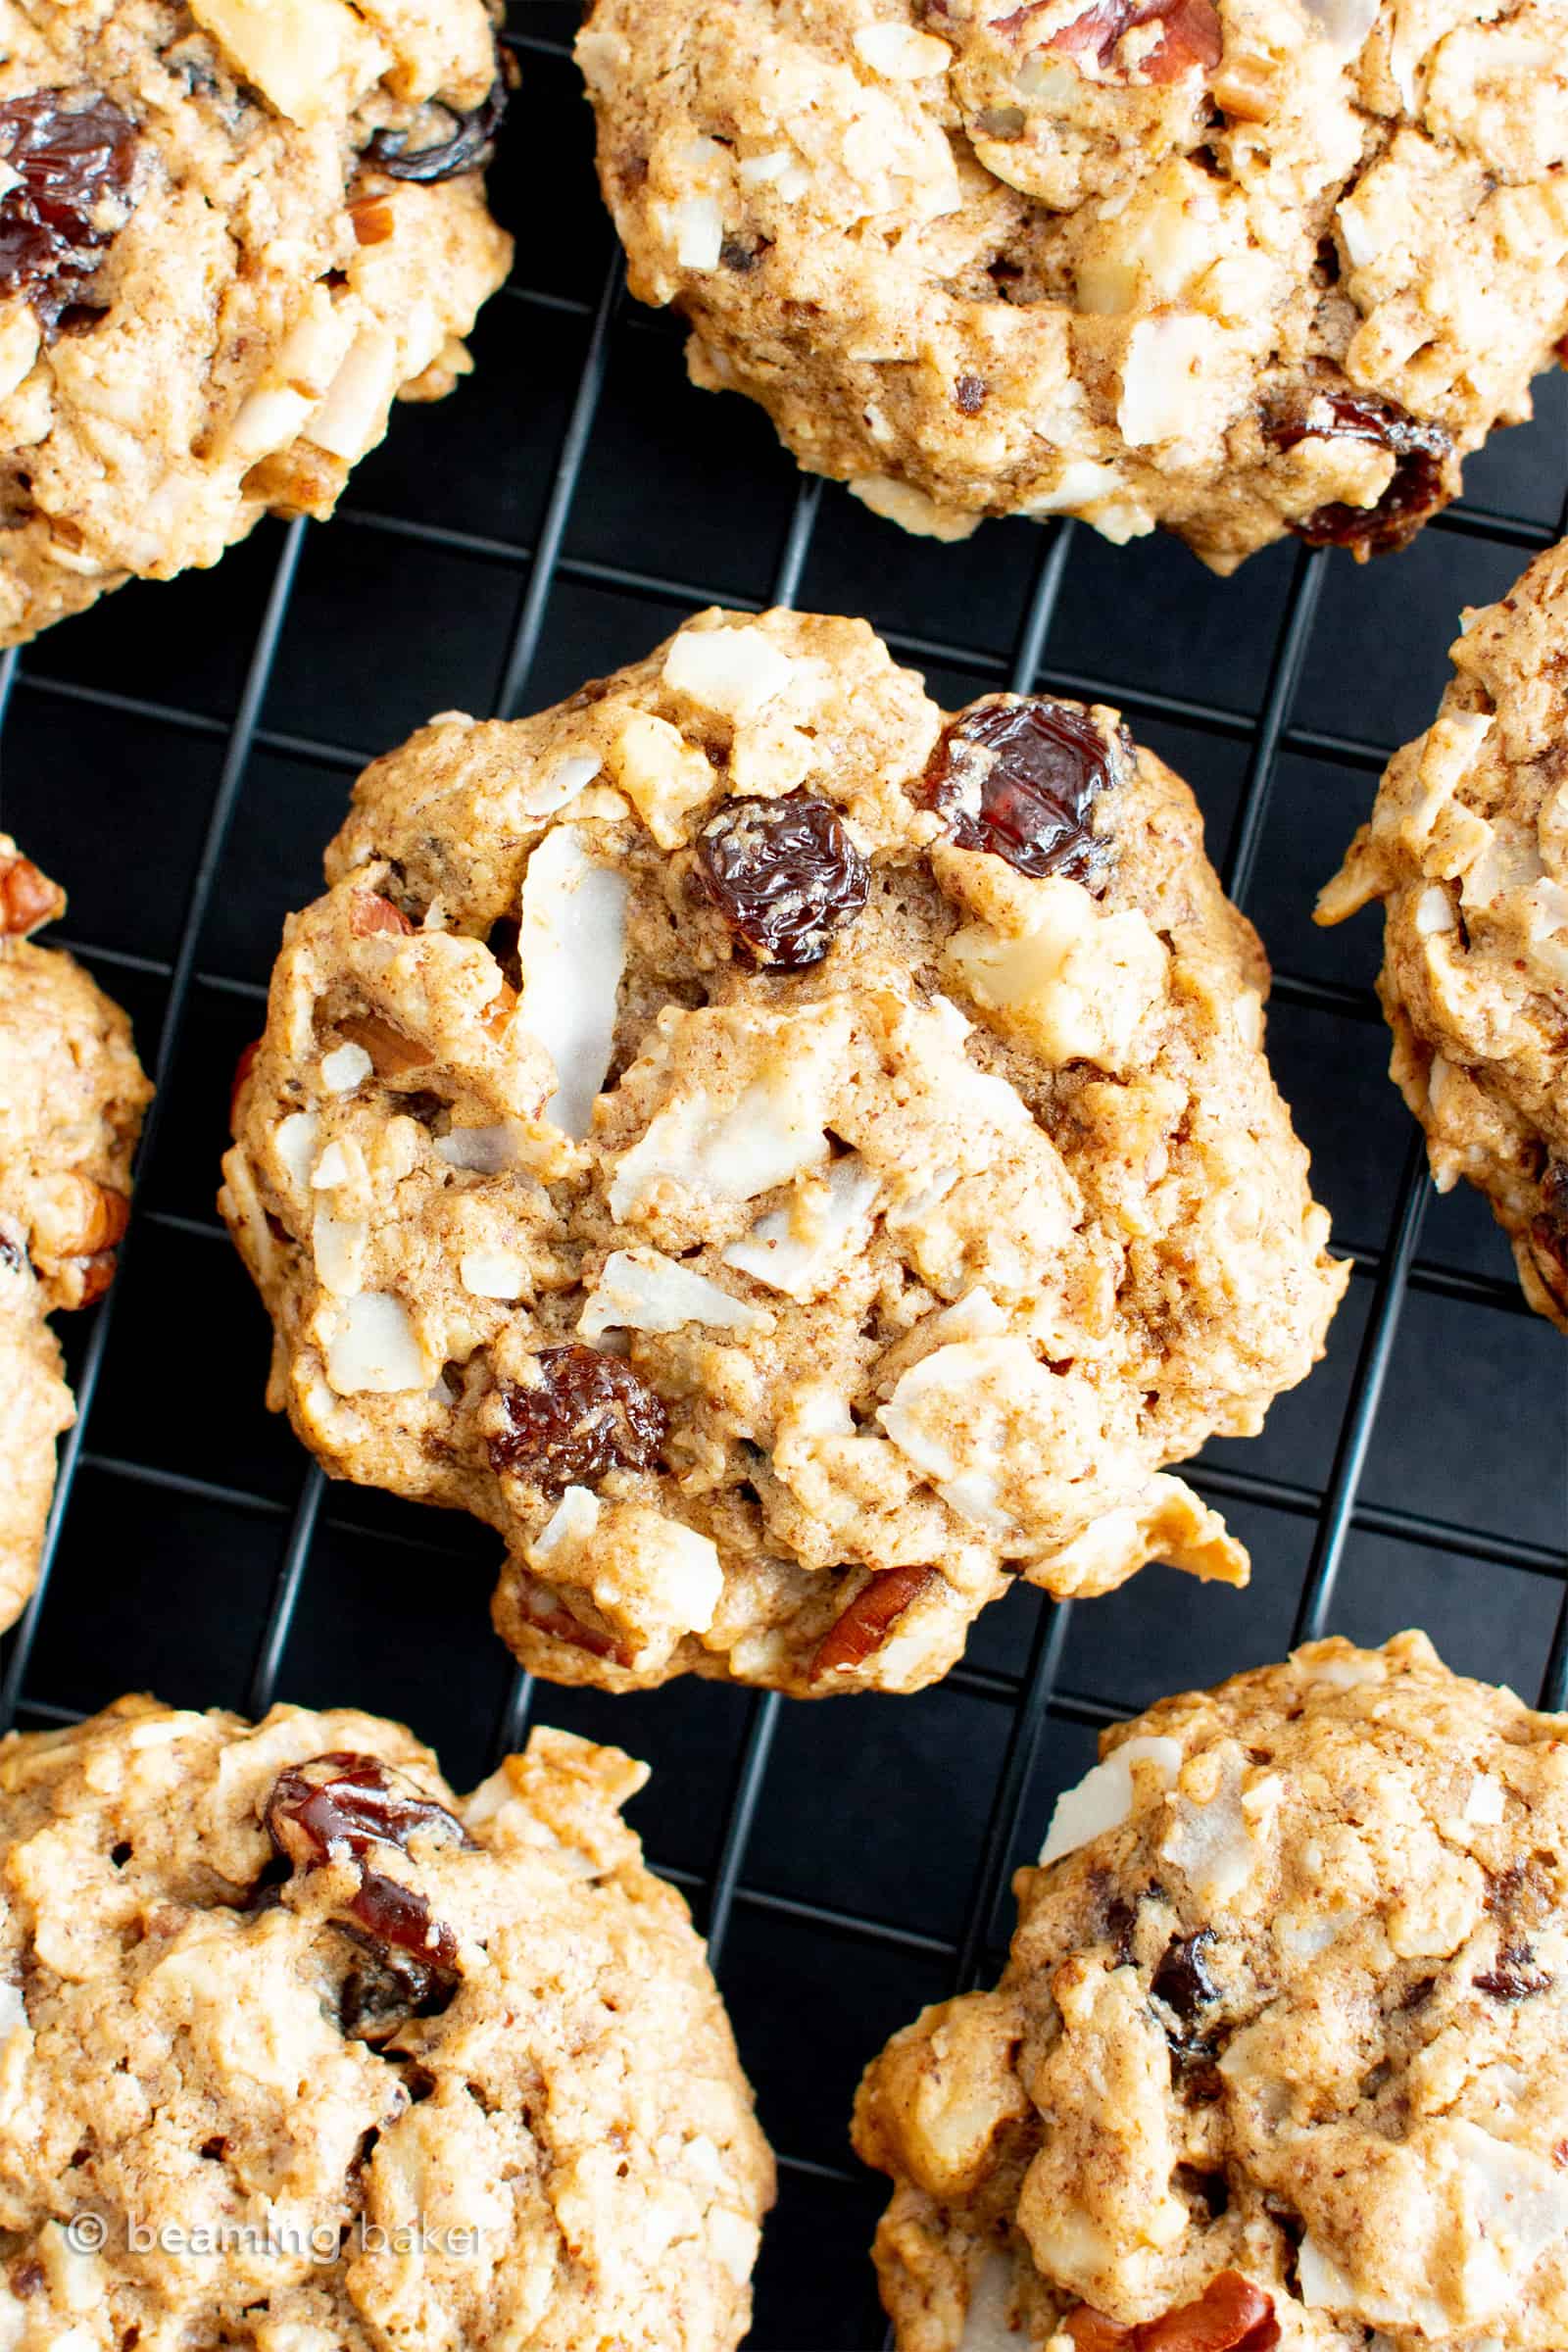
left=576, top=0, right=1568, bottom=570
left=0, top=0, right=513, bottom=646
left=856, top=1631, right=1568, bottom=2349
left=221, top=608, right=1346, bottom=1694
left=0, top=1694, right=770, bottom=2350
left=0, top=838, right=149, bottom=1627
left=1319, top=535, right=1568, bottom=1331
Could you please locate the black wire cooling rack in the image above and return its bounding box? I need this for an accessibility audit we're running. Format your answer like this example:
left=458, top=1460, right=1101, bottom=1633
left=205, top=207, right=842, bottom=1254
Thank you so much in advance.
left=3, top=9, right=1568, bottom=2344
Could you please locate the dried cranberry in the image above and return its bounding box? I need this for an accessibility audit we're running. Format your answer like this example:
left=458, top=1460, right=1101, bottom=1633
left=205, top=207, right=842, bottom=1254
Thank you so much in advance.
left=489, top=1344, right=668, bottom=1489
left=0, top=93, right=139, bottom=333
left=363, top=75, right=507, bottom=183
left=695, top=790, right=870, bottom=969
left=917, top=696, right=1120, bottom=891
left=264, top=1752, right=470, bottom=2023
left=1264, top=387, right=1453, bottom=557
left=1474, top=1940, right=1553, bottom=2002
left=1152, top=1928, right=1219, bottom=2032
left=1032, top=0, right=1222, bottom=83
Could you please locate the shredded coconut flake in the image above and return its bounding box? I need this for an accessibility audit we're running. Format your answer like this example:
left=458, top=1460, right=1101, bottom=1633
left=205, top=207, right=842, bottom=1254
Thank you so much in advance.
left=521, top=752, right=602, bottom=817
left=853, top=22, right=952, bottom=75
left=721, top=1156, right=879, bottom=1298
left=460, top=1249, right=527, bottom=1300
left=319, top=1043, right=371, bottom=1095
left=435, top=1124, right=526, bottom=1174
left=324, top=1294, right=425, bottom=1395
left=1299, top=0, right=1379, bottom=55
left=579, top=1249, right=763, bottom=1340
left=274, top=1110, right=320, bottom=1191
left=517, top=827, right=631, bottom=1140
left=662, top=623, right=797, bottom=719
left=1039, top=1736, right=1184, bottom=1866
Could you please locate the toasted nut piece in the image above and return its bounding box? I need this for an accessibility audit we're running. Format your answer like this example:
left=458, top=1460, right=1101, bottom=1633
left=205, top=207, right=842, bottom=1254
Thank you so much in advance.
left=1066, top=2275, right=1278, bottom=2352
left=74, top=1250, right=120, bottom=1307
left=521, top=1582, right=635, bottom=1668
left=0, top=851, right=66, bottom=938
left=810, top=1562, right=937, bottom=1680
left=349, top=889, right=416, bottom=938
left=33, top=1173, right=130, bottom=1263
left=481, top=980, right=517, bottom=1041
left=349, top=195, right=396, bottom=245
left=336, top=1012, right=432, bottom=1075
left=242, top=441, right=351, bottom=518
left=1211, top=57, right=1277, bottom=122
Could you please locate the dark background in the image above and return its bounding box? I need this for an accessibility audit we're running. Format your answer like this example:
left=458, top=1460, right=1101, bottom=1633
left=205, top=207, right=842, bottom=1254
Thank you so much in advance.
left=3, top=9, right=1566, bottom=2343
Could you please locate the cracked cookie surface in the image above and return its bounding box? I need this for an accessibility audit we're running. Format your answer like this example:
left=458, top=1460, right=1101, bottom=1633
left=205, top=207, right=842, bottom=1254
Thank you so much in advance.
left=856, top=1630, right=1568, bottom=2352
left=576, top=0, right=1568, bottom=570
left=0, top=0, right=513, bottom=647
left=1319, top=536, right=1568, bottom=1331
left=221, top=609, right=1345, bottom=1695
left=0, top=838, right=149, bottom=1629
left=0, top=1693, right=771, bottom=2352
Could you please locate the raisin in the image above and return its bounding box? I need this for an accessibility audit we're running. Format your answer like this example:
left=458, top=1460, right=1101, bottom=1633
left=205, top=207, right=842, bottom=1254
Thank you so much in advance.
left=0, top=92, right=139, bottom=333
left=363, top=74, right=507, bottom=183
left=489, top=1344, right=668, bottom=1489
left=263, top=1752, right=471, bottom=2025
left=1474, top=1939, right=1553, bottom=2002
left=0, top=1229, right=24, bottom=1276
left=1152, top=1928, right=1219, bottom=2034
left=1035, top=0, right=1222, bottom=83
left=695, top=790, right=870, bottom=969
left=1264, top=387, right=1452, bottom=557
left=809, top=1563, right=938, bottom=1680
left=8, top=2262, right=42, bottom=2300
left=917, top=695, right=1120, bottom=892
left=955, top=372, right=988, bottom=415
left=1066, top=2274, right=1278, bottom=2352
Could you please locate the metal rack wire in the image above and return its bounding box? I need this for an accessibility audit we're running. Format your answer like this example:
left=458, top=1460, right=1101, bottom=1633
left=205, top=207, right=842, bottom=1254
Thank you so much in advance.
left=2, top=12, right=1567, bottom=2344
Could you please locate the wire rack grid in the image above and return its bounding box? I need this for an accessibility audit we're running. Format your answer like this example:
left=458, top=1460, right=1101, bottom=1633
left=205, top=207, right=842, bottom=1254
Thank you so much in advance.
left=2, top=8, right=1567, bottom=2343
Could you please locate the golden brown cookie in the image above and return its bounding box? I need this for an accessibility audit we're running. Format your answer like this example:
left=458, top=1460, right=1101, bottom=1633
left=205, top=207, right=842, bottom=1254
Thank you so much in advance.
left=857, top=1631, right=1568, bottom=2351
left=221, top=609, right=1345, bottom=1694
left=0, top=1693, right=772, bottom=2350
left=0, top=838, right=149, bottom=1625
left=576, top=0, right=1568, bottom=569
left=1319, top=535, right=1568, bottom=1330
left=0, top=0, right=513, bottom=646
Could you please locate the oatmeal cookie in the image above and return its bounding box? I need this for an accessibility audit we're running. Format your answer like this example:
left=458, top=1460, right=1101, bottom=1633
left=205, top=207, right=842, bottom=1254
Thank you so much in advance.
left=856, top=1630, right=1568, bottom=2352
left=0, top=1693, right=771, bottom=2351
left=1319, top=537, right=1568, bottom=1330
left=0, top=840, right=149, bottom=1627
left=0, top=0, right=514, bottom=647
left=220, top=609, right=1346, bottom=1695
left=575, top=0, right=1568, bottom=571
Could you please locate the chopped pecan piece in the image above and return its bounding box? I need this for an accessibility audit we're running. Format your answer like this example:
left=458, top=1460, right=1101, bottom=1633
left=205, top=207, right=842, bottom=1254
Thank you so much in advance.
left=0, top=849, right=65, bottom=938
left=809, top=1563, right=938, bottom=1679
left=349, top=890, right=416, bottom=939
left=1067, top=2275, right=1278, bottom=2352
